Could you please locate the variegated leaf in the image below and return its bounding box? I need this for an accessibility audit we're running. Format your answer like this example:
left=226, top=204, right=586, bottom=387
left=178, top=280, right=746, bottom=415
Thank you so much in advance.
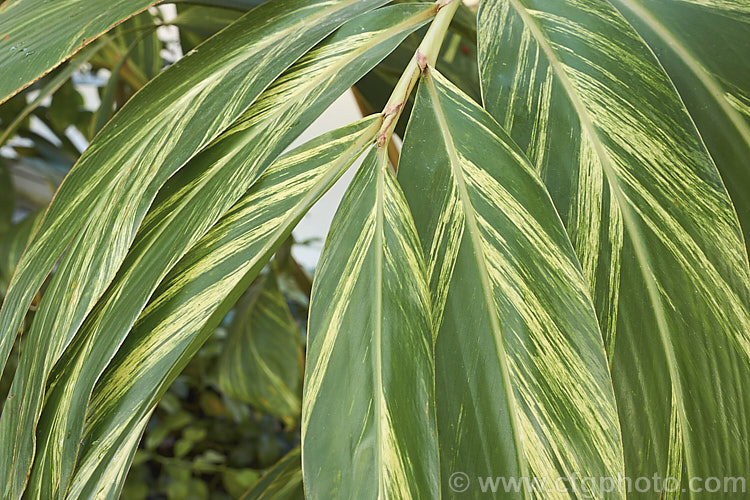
left=302, top=146, right=439, bottom=499
left=0, top=0, right=159, bottom=104
left=242, top=447, right=304, bottom=500
left=398, top=69, right=624, bottom=498
left=0, top=42, right=102, bottom=147
left=23, top=6, right=433, bottom=498
left=65, top=116, right=381, bottom=499
left=609, top=0, right=750, bottom=250
left=0, top=0, right=388, bottom=384
left=217, top=267, right=304, bottom=422
left=479, top=0, right=750, bottom=489
left=0, top=1, right=393, bottom=496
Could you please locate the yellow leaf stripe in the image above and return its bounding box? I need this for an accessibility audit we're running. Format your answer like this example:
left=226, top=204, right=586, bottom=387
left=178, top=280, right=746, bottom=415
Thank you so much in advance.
left=479, top=0, right=750, bottom=488
left=65, top=116, right=381, bottom=499
left=302, top=147, right=439, bottom=499
left=20, top=6, right=433, bottom=497
left=399, top=69, right=624, bottom=498
left=608, top=0, right=750, bottom=249
left=244, top=447, right=304, bottom=500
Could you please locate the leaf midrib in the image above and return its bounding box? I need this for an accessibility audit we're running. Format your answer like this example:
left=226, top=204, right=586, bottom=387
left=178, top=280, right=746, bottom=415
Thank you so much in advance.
left=374, top=149, right=387, bottom=496
left=612, top=0, right=750, bottom=150
left=425, top=71, right=530, bottom=493
left=504, top=0, right=692, bottom=481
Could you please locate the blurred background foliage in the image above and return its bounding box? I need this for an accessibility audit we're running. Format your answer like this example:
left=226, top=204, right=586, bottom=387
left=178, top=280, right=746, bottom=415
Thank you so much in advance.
left=0, top=1, right=477, bottom=497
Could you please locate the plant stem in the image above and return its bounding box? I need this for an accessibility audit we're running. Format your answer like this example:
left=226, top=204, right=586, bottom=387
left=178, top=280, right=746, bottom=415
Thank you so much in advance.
left=375, top=0, right=460, bottom=153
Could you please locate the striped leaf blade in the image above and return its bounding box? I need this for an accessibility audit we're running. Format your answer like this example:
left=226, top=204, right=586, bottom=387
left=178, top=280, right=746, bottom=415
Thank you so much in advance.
left=217, top=268, right=304, bottom=422
left=243, top=447, right=304, bottom=500
left=65, top=116, right=381, bottom=499
left=398, top=69, right=624, bottom=498
left=608, top=0, right=750, bottom=250
left=0, top=1, right=392, bottom=496
left=23, top=5, right=433, bottom=498
left=479, top=0, right=750, bottom=488
left=0, top=0, right=158, bottom=104
left=302, top=147, right=439, bottom=499
left=0, top=0, right=388, bottom=384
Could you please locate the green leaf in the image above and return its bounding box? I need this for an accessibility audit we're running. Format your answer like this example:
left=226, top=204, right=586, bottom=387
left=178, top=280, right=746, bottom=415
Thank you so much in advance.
left=242, top=448, right=303, bottom=500
left=399, top=68, right=623, bottom=498
left=0, top=1, right=393, bottom=497
left=173, top=5, right=243, bottom=38
left=354, top=28, right=480, bottom=139
left=174, top=0, right=267, bottom=11
left=0, top=43, right=101, bottom=147
left=0, top=0, right=159, bottom=104
left=224, top=468, right=261, bottom=498
left=90, top=29, right=156, bottom=136
left=21, top=5, right=432, bottom=498
left=302, top=147, right=439, bottom=499
left=0, top=212, right=42, bottom=298
left=608, top=0, right=750, bottom=251
left=65, top=116, right=381, bottom=499
left=479, top=0, right=750, bottom=488
left=0, top=161, right=12, bottom=234
left=173, top=5, right=242, bottom=53
left=113, top=11, right=162, bottom=82
left=218, top=268, right=303, bottom=421
left=0, top=212, right=43, bottom=282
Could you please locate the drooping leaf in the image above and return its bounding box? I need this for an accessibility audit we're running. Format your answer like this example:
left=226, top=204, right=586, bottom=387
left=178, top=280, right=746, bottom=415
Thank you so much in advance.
left=0, top=0, right=159, bottom=104
left=479, top=0, right=750, bottom=487
left=0, top=0, right=389, bottom=380
left=65, top=116, right=381, bottom=499
left=0, top=1, right=392, bottom=497
left=398, top=68, right=623, bottom=498
left=217, top=268, right=303, bottom=422
left=609, top=0, right=750, bottom=251
left=242, top=447, right=304, bottom=500
left=22, top=6, right=433, bottom=498
left=302, top=147, right=439, bottom=499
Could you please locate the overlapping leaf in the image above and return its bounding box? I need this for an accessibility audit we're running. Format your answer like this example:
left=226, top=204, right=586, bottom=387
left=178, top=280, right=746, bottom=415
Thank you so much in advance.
left=19, top=5, right=433, bottom=498
left=479, top=0, right=750, bottom=487
left=302, top=147, right=439, bottom=499
left=0, top=1, right=392, bottom=497
left=0, top=43, right=101, bottom=147
left=399, top=69, right=623, bottom=498
left=609, top=0, right=750, bottom=250
left=217, top=268, right=304, bottom=422
left=0, top=0, right=158, bottom=104
left=65, top=116, right=381, bottom=499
